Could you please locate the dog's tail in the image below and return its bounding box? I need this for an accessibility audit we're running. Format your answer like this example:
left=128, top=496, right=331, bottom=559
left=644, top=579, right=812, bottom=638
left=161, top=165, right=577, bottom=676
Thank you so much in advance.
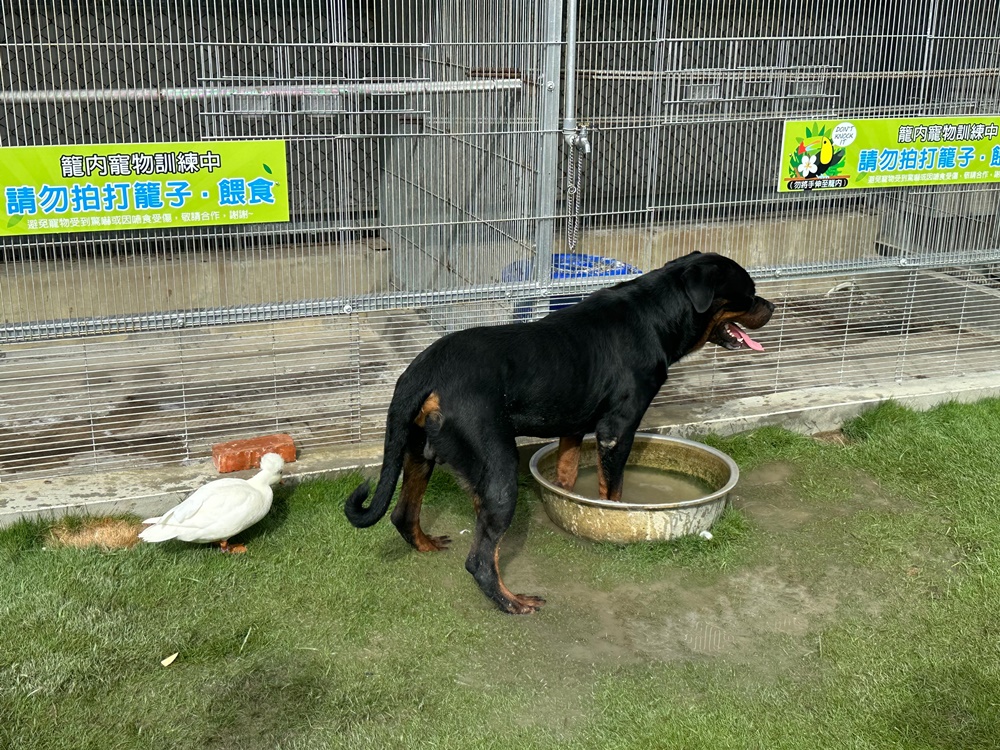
left=344, top=379, right=428, bottom=528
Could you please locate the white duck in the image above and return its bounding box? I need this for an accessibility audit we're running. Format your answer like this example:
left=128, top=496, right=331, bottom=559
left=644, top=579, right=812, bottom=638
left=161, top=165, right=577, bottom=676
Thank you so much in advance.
left=139, top=453, right=285, bottom=553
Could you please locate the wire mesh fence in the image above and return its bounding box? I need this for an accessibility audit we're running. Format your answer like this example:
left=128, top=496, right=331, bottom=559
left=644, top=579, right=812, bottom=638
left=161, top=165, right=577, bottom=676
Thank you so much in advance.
left=2, top=1, right=1000, bottom=485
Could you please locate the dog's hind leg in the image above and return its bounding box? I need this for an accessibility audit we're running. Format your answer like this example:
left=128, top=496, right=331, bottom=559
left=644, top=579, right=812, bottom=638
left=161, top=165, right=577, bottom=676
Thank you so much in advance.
left=555, top=434, right=584, bottom=489
left=390, top=427, right=450, bottom=552
left=460, top=439, right=544, bottom=614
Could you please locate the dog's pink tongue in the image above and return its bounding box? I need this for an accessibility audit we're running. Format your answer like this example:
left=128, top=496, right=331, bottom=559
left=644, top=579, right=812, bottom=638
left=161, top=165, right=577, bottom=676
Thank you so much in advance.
left=733, top=326, right=764, bottom=351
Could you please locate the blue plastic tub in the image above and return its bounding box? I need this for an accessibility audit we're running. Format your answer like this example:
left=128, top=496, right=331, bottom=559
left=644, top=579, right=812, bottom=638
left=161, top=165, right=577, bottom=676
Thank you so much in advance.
left=501, top=252, right=642, bottom=321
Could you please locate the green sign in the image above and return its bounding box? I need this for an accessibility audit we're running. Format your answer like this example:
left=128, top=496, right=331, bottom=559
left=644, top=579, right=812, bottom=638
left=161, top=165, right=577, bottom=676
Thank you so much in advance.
left=1, top=140, right=289, bottom=235
left=778, top=117, right=1000, bottom=192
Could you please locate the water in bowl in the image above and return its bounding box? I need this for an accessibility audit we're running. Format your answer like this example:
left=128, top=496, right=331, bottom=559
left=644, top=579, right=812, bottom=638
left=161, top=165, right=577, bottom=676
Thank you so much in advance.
left=570, top=465, right=713, bottom=504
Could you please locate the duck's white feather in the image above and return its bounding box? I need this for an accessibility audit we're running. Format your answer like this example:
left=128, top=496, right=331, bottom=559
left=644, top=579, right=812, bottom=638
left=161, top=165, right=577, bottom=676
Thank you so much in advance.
left=139, top=453, right=284, bottom=545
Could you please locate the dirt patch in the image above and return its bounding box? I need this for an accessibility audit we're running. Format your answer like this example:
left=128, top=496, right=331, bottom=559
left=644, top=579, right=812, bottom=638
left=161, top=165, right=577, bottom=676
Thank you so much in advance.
left=730, top=462, right=820, bottom=532
left=519, top=560, right=863, bottom=672
left=625, top=566, right=842, bottom=662
left=46, top=518, right=143, bottom=550
left=731, top=461, right=902, bottom=533
left=501, top=459, right=908, bottom=686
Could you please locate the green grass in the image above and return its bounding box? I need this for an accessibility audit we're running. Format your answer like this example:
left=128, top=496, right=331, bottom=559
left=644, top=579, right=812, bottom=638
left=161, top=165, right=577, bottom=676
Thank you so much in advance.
left=4, top=399, right=1000, bottom=748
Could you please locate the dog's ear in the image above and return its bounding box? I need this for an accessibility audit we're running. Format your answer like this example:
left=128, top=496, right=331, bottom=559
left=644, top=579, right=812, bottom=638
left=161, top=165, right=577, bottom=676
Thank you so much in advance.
left=681, top=262, right=718, bottom=313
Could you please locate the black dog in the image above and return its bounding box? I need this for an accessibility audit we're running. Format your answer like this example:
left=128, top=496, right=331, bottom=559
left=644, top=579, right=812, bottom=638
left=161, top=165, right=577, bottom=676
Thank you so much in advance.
left=346, top=251, right=774, bottom=614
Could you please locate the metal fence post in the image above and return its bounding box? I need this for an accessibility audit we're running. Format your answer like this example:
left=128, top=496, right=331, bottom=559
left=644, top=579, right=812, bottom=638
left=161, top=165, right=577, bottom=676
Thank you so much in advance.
left=533, top=0, right=565, bottom=305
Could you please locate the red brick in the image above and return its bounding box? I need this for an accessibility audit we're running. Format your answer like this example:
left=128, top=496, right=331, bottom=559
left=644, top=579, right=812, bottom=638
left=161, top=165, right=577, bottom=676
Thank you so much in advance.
left=212, top=433, right=297, bottom=474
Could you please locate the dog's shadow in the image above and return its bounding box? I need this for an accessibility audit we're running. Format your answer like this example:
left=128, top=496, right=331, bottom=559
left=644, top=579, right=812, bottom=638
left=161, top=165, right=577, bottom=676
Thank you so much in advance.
left=376, top=470, right=535, bottom=564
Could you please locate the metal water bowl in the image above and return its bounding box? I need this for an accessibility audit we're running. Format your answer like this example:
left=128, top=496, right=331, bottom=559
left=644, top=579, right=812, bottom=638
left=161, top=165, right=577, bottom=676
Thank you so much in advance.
left=529, top=434, right=739, bottom=543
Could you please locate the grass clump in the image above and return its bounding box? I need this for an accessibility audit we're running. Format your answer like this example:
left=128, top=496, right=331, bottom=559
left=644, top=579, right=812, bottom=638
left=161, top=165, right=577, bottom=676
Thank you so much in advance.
left=3, top=398, right=1000, bottom=748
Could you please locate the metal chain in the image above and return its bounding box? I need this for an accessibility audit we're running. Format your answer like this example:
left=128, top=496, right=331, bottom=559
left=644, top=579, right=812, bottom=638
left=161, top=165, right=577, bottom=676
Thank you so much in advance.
left=566, top=140, right=585, bottom=251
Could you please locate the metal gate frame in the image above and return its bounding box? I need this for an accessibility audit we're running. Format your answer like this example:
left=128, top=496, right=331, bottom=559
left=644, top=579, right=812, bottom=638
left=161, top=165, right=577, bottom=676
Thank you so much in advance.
left=3, top=1, right=1000, bottom=497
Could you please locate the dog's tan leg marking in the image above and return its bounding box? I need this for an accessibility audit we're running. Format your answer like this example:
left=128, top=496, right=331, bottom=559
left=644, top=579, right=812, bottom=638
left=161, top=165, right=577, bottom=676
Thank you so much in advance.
left=556, top=436, right=582, bottom=489
left=391, top=452, right=450, bottom=552
left=493, top=545, right=545, bottom=614
left=595, top=454, right=623, bottom=502
left=596, top=455, right=609, bottom=500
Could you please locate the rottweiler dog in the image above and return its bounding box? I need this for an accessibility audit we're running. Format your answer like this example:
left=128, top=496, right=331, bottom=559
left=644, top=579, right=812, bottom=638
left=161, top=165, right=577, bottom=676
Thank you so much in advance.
left=346, top=251, right=774, bottom=614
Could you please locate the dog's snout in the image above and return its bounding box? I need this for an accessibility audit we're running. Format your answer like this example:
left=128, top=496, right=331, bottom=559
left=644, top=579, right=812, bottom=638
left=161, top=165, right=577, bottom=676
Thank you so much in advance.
left=739, top=296, right=775, bottom=331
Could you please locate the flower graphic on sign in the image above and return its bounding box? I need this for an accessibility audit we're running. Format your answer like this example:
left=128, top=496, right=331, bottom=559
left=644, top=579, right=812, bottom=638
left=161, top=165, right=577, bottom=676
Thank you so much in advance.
left=797, top=154, right=818, bottom=177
